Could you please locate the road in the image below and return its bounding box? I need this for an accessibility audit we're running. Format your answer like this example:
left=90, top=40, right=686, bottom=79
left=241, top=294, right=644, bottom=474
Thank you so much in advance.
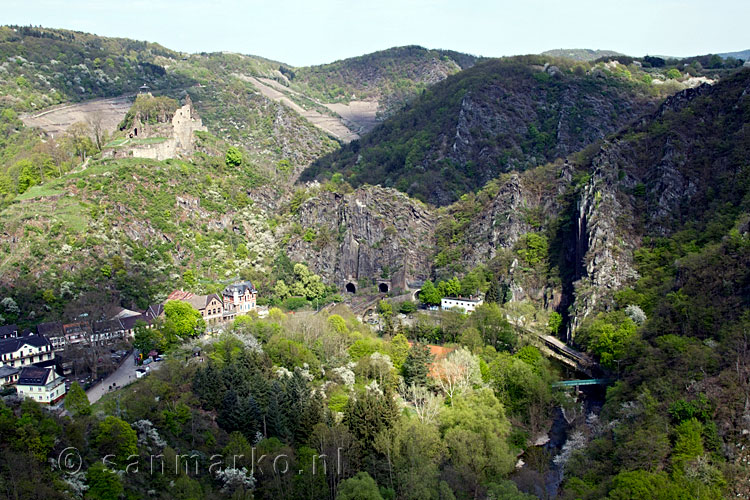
left=86, top=352, right=161, bottom=403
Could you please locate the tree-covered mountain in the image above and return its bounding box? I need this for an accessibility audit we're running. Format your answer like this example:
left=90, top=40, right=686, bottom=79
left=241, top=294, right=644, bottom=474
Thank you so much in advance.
left=287, top=45, right=479, bottom=115
left=301, top=55, right=666, bottom=205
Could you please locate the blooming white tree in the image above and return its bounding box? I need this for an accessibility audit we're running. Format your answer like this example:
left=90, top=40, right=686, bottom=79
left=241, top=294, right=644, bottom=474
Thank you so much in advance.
left=625, top=304, right=647, bottom=325
left=402, top=382, right=444, bottom=425
left=433, top=347, right=481, bottom=403
left=215, top=467, right=256, bottom=493
left=331, top=365, right=355, bottom=387
left=369, top=352, right=394, bottom=386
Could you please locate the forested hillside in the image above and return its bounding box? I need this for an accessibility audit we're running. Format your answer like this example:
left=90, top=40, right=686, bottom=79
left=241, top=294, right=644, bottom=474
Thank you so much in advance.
left=301, top=54, right=744, bottom=206
left=288, top=45, right=478, bottom=117
left=0, top=22, right=749, bottom=500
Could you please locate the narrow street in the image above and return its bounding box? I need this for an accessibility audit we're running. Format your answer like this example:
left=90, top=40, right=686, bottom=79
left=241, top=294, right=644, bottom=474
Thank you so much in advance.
left=86, top=352, right=161, bottom=403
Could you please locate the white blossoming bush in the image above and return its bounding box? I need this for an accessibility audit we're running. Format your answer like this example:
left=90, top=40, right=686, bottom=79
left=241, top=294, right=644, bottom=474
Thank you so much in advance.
left=331, top=365, right=355, bottom=387
left=62, top=471, right=88, bottom=498
left=132, top=419, right=167, bottom=449
left=366, top=379, right=382, bottom=395
left=215, top=467, right=256, bottom=493
left=625, top=304, right=647, bottom=325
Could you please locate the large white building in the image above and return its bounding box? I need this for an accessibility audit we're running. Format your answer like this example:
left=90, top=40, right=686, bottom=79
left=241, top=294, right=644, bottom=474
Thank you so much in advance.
left=15, top=366, right=66, bottom=405
left=0, top=334, right=54, bottom=369
left=440, top=297, right=484, bottom=314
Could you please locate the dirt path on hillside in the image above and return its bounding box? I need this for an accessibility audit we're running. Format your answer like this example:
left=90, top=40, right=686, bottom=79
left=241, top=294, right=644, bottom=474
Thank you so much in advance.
left=20, top=95, right=134, bottom=138
left=236, top=74, right=361, bottom=142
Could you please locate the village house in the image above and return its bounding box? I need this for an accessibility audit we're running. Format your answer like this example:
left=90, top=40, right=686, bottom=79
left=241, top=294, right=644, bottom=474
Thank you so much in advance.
left=63, top=321, right=91, bottom=346
left=0, top=365, right=19, bottom=385
left=166, top=290, right=225, bottom=326
left=0, top=334, right=54, bottom=369
left=36, top=321, right=65, bottom=351
left=91, top=319, right=127, bottom=346
left=222, top=281, right=258, bottom=317
left=0, top=324, right=19, bottom=339
left=15, top=365, right=66, bottom=405
left=440, top=296, right=484, bottom=314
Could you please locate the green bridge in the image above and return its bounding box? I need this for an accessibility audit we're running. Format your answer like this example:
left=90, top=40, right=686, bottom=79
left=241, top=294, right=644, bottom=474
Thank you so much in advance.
left=552, top=379, right=612, bottom=388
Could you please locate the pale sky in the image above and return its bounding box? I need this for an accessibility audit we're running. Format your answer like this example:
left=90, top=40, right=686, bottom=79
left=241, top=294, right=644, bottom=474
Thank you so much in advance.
left=4, top=0, right=749, bottom=66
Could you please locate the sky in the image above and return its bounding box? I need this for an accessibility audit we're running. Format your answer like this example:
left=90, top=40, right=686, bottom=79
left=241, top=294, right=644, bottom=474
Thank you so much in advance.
left=4, top=0, right=749, bottom=66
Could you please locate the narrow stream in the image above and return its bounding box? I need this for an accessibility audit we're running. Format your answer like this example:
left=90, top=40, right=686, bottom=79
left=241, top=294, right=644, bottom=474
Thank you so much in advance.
left=512, top=381, right=607, bottom=498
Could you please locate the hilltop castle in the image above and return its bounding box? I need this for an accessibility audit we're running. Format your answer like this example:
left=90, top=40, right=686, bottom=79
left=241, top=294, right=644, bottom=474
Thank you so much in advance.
left=104, top=94, right=207, bottom=161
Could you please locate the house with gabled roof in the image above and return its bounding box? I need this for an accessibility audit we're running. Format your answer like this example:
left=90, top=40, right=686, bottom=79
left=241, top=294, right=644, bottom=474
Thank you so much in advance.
left=166, top=290, right=225, bottom=326
left=92, top=319, right=126, bottom=346
left=0, top=334, right=54, bottom=369
left=0, top=324, right=19, bottom=339
left=36, top=321, right=65, bottom=350
left=222, top=280, right=258, bottom=317
left=15, top=365, right=66, bottom=405
left=62, top=321, right=91, bottom=346
left=0, top=365, right=19, bottom=385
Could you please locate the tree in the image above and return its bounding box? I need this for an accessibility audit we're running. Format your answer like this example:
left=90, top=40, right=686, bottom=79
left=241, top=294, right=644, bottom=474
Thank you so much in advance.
left=377, top=300, right=393, bottom=318
left=419, top=280, right=442, bottom=306
left=226, top=146, right=243, bottom=167
left=94, top=416, right=137, bottom=465
left=388, top=334, right=410, bottom=371
left=327, top=314, right=349, bottom=334
left=343, top=390, right=399, bottom=452
left=433, top=348, right=481, bottom=403
left=133, top=320, right=161, bottom=353
left=485, top=280, right=501, bottom=304
left=65, top=382, right=91, bottom=416
left=336, top=471, right=383, bottom=500
left=65, top=121, right=94, bottom=162
left=163, top=300, right=206, bottom=340
left=399, top=301, right=417, bottom=314
left=439, top=389, right=514, bottom=498
left=402, top=342, right=434, bottom=387
left=470, top=303, right=516, bottom=351
left=86, top=462, right=124, bottom=500
left=402, top=383, right=443, bottom=425
left=87, top=113, right=106, bottom=151
left=374, top=418, right=444, bottom=499
left=438, top=277, right=461, bottom=298
left=547, top=311, right=562, bottom=335
left=274, top=280, right=290, bottom=300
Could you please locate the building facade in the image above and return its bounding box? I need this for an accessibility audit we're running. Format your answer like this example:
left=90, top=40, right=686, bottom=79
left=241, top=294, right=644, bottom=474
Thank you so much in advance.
left=222, top=281, right=258, bottom=316
left=15, top=366, right=66, bottom=405
left=440, top=297, right=484, bottom=314
left=0, top=335, right=54, bottom=369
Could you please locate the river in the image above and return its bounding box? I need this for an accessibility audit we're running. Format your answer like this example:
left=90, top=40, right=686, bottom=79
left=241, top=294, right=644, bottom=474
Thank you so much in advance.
left=512, top=375, right=607, bottom=498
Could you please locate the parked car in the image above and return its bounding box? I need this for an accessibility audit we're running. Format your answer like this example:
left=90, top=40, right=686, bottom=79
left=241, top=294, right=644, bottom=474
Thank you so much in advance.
left=142, top=358, right=153, bottom=366
left=154, top=356, right=163, bottom=362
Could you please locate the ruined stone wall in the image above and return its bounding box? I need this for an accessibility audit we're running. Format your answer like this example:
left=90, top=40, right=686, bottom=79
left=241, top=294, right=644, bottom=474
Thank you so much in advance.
left=171, top=98, right=207, bottom=153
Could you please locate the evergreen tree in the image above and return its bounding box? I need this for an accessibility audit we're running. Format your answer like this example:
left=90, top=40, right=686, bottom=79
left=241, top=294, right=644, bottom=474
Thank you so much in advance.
left=65, top=382, right=91, bottom=416
left=485, top=280, right=500, bottom=304
left=193, top=364, right=226, bottom=410
left=238, top=394, right=262, bottom=439
left=402, top=342, right=434, bottom=387
left=217, top=390, right=242, bottom=432
left=266, top=384, right=289, bottom=440
left=343, top=390, right=399, bottom=453
left=500, top=283, right=512, bottom=304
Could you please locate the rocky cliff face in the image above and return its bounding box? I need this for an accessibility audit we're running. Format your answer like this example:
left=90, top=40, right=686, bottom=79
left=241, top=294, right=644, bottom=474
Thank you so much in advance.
left=286, top=186, right=435, bottom=291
